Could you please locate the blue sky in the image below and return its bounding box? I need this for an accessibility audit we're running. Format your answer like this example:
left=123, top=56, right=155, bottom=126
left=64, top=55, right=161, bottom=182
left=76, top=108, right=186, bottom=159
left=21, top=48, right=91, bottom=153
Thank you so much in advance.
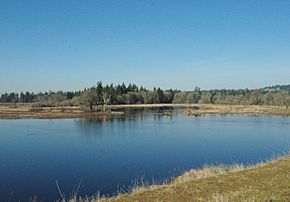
left=0, top=0, right=289, bottom=93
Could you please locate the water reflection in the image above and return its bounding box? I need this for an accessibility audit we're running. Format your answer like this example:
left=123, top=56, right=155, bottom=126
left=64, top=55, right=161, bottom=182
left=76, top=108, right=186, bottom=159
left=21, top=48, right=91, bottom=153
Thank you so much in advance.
left=74, top=107, right=176, bottom=136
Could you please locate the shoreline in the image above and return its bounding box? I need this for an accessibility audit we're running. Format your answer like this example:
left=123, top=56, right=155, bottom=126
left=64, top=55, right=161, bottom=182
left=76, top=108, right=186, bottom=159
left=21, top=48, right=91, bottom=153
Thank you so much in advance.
left=0, top=103, right=289, bottom=119
left=70, top=155, right=290, bottom=201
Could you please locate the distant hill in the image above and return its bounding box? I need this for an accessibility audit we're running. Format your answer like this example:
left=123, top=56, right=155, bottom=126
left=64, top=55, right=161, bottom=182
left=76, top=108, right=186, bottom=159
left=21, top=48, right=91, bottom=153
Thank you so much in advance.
left=262, top=85, right=290, bottom=92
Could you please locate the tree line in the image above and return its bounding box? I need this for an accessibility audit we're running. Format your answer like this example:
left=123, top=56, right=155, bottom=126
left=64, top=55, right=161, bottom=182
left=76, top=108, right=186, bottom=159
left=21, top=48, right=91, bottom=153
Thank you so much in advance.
left=0, top=91, right=81, bottom=105
left=1, top=83, right=289, bottom=108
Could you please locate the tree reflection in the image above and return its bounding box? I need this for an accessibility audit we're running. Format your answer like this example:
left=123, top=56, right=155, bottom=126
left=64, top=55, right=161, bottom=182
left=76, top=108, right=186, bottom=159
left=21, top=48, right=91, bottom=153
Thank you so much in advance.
left=74, top=107, right=176, bottom=136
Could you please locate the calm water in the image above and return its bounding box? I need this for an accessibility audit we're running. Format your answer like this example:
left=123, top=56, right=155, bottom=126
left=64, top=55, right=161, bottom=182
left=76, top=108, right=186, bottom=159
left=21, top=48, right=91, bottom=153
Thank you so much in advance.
left=0, top=108, right=290, bottom=201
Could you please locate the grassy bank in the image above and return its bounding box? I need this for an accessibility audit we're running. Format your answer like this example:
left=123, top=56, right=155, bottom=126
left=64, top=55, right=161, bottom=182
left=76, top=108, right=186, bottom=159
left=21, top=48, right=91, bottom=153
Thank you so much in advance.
left=111, top=103, right=290, bottom=116
left=67, top=155, right=290, bottom=202
left=1, top=103, right=289, bottom=119
left=185, top=104, right=290, bottom=116
left=0, top=104, right=124, bottom=119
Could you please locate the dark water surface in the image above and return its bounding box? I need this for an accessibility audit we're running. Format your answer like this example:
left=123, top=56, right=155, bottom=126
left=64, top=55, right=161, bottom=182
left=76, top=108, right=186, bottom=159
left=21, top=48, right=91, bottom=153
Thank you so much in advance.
left=0, top=108, right=290, bottom=201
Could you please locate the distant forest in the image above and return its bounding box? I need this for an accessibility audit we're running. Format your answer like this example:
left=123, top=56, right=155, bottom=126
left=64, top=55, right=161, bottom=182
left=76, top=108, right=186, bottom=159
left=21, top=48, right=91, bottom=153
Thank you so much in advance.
left=0, top=83, right=290, bottom=107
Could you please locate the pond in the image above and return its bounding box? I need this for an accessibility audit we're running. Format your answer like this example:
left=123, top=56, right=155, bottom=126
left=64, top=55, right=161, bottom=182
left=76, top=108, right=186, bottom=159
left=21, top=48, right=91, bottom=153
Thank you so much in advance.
left=0, top=108, right=289, bottom=201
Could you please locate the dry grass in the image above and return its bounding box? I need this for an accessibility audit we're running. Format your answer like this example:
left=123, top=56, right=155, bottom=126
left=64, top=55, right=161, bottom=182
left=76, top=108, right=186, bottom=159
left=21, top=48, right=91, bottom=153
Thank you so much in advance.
left=62, top=155, right=290, bottom=202
left=0, top=103, right=289, bottom=119
left=171, top=164, right=244, bottom=185
left=0, top=104, right=124, bottom=119
left=195, top=104, right=290, bottom=116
